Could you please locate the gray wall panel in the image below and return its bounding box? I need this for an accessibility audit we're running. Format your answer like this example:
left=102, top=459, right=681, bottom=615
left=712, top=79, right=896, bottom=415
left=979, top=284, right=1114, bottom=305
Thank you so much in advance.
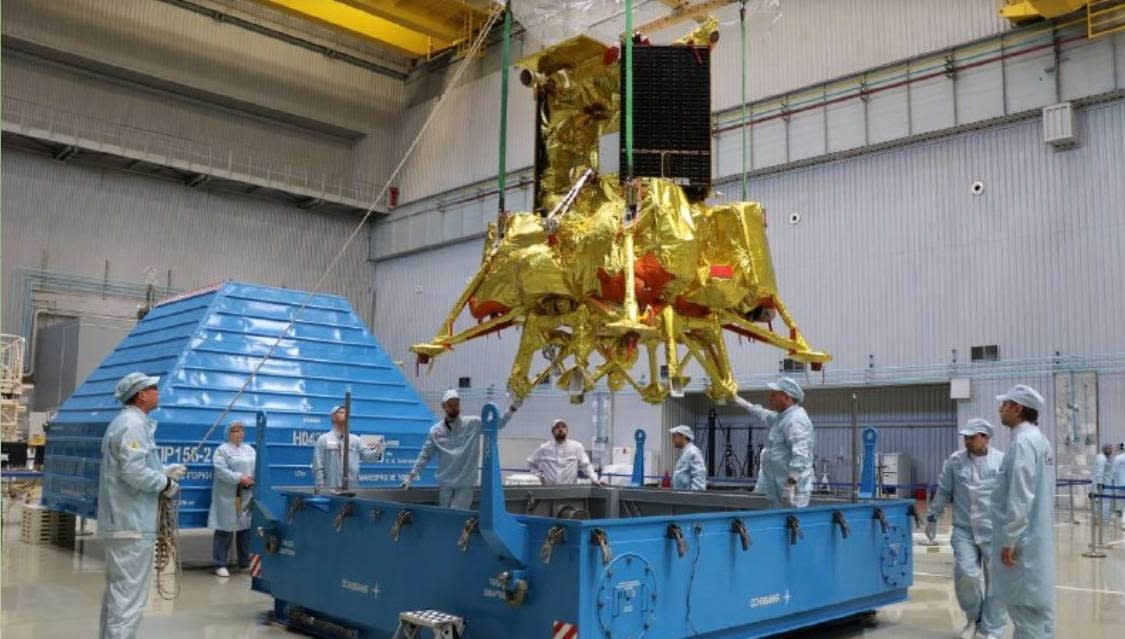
left=1, top=57, right=358, bottom=179
left=1118, top=35, right=1125, bottom=89
left=394, top=72, right=535, bottom=203
left=1060, top=36, right=1118, bottom=102
left=1, top=0, right=404, bottom=132
left=955, top=50, right=1006, bottom=124
left=910, top=68, right=956, bottom=135
left=825, top=98, right=866, bottom=152
left=867, top=85, right=910, bottom=145
left=752, top=118, right=787, bottom=168
left=2, top=150, right=374, bottom=337
left=1098, top=373, right=1125, bottom=449
left=1002, top=40, right=1058, bottom=113
left=788, top=106, right=826, bottom=162
left=741, top=99, right=1125, bottom=372
left=710, top=26, right=1123, bottom=184
left=707, top=0, right=1007, bottom=111
left=2, top=0, right=407, bottom=190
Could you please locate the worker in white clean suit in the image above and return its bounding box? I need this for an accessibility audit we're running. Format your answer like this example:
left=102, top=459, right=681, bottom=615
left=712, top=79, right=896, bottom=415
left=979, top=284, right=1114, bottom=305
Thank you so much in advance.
left=669, top=425, right=706, bottom=491
left=1113, top=445, right=1125, bottom=529
left=313, top=405, right=385, bottom=491
left=527, top=419, right=606, bottom=486
left=209, top=421, right=256, bottom=578
left=732, top=376, right=815, bottom=508
left=97, top=372, right=187, bottom=639
left=991, top=384, right=1055, bottom=639
left=926, top=418, right=1007, bottom=639
left=1092, top=443, right=1115, bottom=523
left=402, top=389, right=523, bottom=509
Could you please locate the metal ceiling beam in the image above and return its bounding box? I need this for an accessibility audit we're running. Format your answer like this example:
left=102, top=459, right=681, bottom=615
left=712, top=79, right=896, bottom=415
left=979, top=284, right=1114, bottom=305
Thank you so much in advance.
left=639, top=0, right=734, bottom=34
left=158, top=0, right=410, bottom=77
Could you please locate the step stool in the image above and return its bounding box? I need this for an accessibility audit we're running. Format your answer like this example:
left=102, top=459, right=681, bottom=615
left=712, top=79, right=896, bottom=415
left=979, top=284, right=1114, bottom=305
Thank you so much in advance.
left=392, top=610, right=464, bottom=639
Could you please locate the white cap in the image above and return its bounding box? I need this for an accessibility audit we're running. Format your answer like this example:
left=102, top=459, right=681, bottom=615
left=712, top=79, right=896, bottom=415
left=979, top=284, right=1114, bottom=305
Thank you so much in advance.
left=958, top=418, right=993, bottom=438
left=669, top=425, right=694, bottom=441
left=767, top=376, right=805, bottom=402
left=996, top=384, right=1044, bottom=412
left=551, top=418, right=567, bottom=428
left=441, top=389, right=461, bottom=404
left=330, top=405, right=346, bottom=416
left=114, top=372, right=160, bottom=403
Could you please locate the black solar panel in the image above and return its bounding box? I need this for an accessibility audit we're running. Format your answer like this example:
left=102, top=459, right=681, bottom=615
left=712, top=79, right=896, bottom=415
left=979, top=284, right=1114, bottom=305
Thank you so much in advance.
left=620, top=45, right=712, bottom=189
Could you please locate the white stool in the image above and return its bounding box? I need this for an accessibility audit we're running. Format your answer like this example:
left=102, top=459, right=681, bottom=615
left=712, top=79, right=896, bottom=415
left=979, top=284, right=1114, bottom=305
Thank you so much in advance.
left=392, top=610, right=464, bottom=639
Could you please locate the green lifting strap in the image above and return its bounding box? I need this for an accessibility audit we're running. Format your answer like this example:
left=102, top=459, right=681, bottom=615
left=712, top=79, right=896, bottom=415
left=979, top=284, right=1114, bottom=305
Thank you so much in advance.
left=497, top=4, right=512, bottom=223
left=625, top=0, right=634, bottom=180
left=740, top=1, right=749, bottom=201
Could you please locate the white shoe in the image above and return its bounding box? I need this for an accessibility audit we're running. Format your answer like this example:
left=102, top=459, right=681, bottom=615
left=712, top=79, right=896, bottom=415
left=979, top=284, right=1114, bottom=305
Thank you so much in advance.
left=974, top=634, right=1000, bottom=639
left=215, top=567, right=230, bottom=578
left=959, top=621, right=976, bottom=639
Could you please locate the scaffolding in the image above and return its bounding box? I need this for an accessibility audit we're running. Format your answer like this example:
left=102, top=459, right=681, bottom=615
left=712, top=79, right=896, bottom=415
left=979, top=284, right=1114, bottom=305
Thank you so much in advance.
left=1, top=335, right=29, bottom=442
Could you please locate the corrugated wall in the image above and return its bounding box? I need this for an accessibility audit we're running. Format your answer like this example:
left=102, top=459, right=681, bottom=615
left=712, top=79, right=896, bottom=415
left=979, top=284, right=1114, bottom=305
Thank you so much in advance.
left=723, top=98, right=1125, bottom=375
left=1, top=150, right=374, bottom=335
left=393, top=71, right=536, bottom=203
left=713, top=25, right=1125, bottom=177
left=2, top=0, right=406, bottom=188
left=706, top=0, right=1008, bottom=110
left=2, top=56, right=358, bottom=180
left=1, top=0, right=403, bottom=129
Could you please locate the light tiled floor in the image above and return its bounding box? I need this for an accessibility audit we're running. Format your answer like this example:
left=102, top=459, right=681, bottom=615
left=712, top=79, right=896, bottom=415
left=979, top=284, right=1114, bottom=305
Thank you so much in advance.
left=2, top=510, right=1122, bottom=638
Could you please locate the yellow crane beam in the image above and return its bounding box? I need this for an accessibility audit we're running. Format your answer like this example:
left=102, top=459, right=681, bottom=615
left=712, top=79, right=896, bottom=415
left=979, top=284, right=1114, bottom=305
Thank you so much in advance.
left=336, top=0, right=467, bottom=43
left=250, top=0, right=452, bottom=57
left=999, top=0, right=1088, bottom=22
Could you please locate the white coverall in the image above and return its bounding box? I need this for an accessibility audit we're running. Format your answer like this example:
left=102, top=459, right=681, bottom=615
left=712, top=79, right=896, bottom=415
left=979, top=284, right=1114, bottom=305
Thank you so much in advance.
left=1093, top=452, right=1113, bottom=522
left=672, top=442, right=707, bottom=491
left=527, top=439, right=597, bottom=486
left=991, top=422, right=1056, bottom=639
left=209, top=441, right=256, bottom=568
left=313, top=430, right=384, bottom=490
left=97, top=406, right=176, bottom=639
left=734, top=396, right=815, bottom=508
left=929, top=447, right=1008, bottom=636
left=410, top=409, right=514, bottom=509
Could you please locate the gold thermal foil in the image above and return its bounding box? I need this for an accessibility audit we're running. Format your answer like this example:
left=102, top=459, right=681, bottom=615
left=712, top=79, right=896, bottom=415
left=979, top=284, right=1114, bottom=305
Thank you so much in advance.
left=675, top=16, right=720, bottom=47
left=412, top=27, right=829, bottom=404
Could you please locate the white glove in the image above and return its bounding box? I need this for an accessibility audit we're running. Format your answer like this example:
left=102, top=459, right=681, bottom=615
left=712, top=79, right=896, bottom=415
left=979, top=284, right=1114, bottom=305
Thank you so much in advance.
left=732, top=395, right=754, bottom=411
left=510, top=396, right=524, bottom=411
left=925, top=515, right=937, bottom=543
left=399, top=474, right=415, bottom=490
left=163, top=479, right=180, bottom=497
left=783, top=483, right=796, bottom=507
left=164, top=464, right=187, bottom=481
left=366, top=437, right=387, bottom=460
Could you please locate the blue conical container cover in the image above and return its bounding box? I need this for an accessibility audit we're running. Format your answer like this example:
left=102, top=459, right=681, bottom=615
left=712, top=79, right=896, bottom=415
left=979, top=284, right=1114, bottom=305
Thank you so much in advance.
left=44, top=281, right=436, bottom=527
